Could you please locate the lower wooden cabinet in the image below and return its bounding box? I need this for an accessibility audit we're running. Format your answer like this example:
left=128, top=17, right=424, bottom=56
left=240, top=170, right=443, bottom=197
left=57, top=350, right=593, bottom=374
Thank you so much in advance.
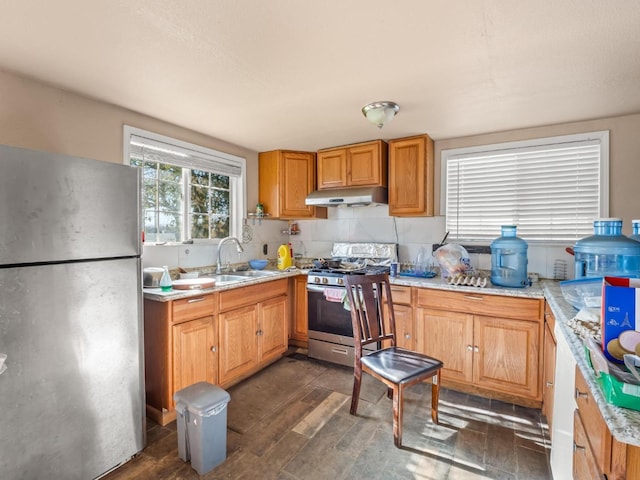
left=143, top=278, right=289, bottom=426
left=389, top=285, right=414, bottom=350
left=173, top=315, right=217, bottom=394
left=144, top=293, right=218, bottom=426
left=573, top=366, right=640, bottom=480
left=218, top=279, right=289, bottom=386
left=415, top=288, right=543, bottom=405
left=573, top=409, right=605, bottom=479
left=290, top=275, right=308, bottom=347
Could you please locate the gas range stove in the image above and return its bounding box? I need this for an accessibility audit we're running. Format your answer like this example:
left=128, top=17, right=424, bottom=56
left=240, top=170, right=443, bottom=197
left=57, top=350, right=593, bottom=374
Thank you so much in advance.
left=306, top=242, right=396, bottom=287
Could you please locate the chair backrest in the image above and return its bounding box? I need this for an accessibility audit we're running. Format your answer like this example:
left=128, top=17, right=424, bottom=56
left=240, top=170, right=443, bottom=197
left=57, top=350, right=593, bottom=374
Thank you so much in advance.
left=343, top=273, right=396, bottom=356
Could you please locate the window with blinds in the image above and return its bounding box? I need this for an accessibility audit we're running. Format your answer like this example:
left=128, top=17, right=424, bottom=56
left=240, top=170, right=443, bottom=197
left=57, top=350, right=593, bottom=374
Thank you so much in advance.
left=123, top=126, right=246, bottom=243
left=442, top=131, right=609, bottom=243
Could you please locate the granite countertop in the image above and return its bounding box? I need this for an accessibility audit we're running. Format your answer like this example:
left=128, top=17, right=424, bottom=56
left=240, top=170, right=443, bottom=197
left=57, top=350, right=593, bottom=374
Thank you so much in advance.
left=541, top=280, right=640, bottom=447
left=389, top=274, right=545, bottom=299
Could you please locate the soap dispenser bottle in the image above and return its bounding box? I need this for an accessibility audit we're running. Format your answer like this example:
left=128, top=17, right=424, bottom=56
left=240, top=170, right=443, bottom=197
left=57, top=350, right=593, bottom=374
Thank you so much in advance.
left=160, top=266, right=172, bottom=292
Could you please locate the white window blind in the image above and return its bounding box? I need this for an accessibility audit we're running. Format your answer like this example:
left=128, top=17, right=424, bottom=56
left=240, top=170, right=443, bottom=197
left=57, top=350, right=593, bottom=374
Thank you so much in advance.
left=442, top=131, right=609, bottom=243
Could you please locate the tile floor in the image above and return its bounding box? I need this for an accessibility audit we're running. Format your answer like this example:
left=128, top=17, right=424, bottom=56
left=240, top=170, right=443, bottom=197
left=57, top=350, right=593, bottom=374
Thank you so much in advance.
left=104, top=352, right=552, bottom=479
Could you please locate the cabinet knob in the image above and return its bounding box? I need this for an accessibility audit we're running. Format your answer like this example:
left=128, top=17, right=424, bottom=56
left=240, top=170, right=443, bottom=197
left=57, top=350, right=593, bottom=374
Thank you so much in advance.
left=473, top=346, right=479, bottom=353
left=575, top=388, right=588, bottom=399
left=467, top=345, right=473, bottom=351
left=573, top=442, right=586, bottom=453
left=546, top=381, right=554, bottom=387
left=211, top=346, right=217, bottom=352
left=404, top=334, right=411, bottom=339
left=256, top=330, right=263, bottom=336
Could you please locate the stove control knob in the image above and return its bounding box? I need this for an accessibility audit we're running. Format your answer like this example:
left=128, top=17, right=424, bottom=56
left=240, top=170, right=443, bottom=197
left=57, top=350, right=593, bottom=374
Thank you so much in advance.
left=313, top=277, right=320, bottom=284
left=337, top=278, right=344, bottom=285
left=322, top=278, right=328, bottom=284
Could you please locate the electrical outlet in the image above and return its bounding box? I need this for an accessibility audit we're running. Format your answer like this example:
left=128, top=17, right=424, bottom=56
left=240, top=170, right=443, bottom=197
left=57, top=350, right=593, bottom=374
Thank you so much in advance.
left=263, top=244, right=268, bottom=255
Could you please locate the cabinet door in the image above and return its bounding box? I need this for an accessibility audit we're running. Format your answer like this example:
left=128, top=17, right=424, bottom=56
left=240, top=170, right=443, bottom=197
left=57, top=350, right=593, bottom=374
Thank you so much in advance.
left=219, top=305, right=259, bottom=385
left=573, top=410, right=605, bottom=479
left=348, top=142, right=384, bottom=186
left=173, top=315, right=217, bottom=393
left=575, top=367, right=612, bottom=474
left=317, top=149, right=347, bottom=189
left=291, top=276, right=308, bottom=345
left=542, top=321, right=556, bottom=436
left=280, top=151, right=317, bottom=218
left=388, top=135, right=434, bottom=216
left=258, top=295, right=288, bottom=363
left=394, top=304, right=415, bottom=350
left=473, top=315, right=540, bottom=399
left=416, top=308, right=473, bottom=383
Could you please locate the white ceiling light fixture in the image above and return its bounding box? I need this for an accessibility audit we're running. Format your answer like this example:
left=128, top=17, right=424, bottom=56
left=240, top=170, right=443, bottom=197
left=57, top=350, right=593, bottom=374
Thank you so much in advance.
left=361, top=101, right=400, bottom=128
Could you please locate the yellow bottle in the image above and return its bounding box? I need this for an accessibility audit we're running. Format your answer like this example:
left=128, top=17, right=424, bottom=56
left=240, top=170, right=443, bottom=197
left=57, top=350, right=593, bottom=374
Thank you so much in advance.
left=277, top=244, right=292, bottom=270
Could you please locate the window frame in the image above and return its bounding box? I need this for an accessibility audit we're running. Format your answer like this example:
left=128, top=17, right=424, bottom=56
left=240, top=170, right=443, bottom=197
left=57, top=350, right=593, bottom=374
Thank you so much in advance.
left=123, top=125, right=246, bottom=244
left=440, top=130, right=609, bottom=245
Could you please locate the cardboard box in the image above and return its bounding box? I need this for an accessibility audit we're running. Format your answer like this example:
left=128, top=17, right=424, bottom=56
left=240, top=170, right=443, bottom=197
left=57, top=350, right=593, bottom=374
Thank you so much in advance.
left=601, top=277, right=640, bottom=363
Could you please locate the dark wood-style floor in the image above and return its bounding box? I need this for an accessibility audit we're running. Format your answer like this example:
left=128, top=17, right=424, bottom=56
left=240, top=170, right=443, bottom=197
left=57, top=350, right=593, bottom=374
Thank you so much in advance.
left=104, top=352, right=552, bottom=479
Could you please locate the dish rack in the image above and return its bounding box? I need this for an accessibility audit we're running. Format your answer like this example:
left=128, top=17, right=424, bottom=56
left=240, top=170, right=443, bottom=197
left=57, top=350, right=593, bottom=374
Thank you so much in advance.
left=446, top=273, right=488, bottom=288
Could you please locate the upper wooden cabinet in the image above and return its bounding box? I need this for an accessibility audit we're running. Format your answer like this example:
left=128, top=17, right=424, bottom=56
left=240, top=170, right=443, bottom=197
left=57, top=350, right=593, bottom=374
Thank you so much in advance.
left=388, top=134, right=434, bottom=217
left=317, top=140, right=387, bottom=190
left=258, top=150, right=327, bottom=220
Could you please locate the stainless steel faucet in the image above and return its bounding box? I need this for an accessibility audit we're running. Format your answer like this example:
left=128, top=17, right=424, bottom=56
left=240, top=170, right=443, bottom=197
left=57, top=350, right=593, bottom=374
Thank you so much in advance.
left=216, top=236, right=244, bottom=274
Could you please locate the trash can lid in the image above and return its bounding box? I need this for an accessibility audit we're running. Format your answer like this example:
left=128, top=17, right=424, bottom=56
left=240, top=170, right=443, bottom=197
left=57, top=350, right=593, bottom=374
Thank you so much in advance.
left=173, top=382, right=230, bottom=415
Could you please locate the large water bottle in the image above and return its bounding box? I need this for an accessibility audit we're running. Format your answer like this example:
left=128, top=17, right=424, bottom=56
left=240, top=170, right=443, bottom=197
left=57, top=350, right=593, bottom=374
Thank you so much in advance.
left=491, top=225, right=529, bottom=288
left=631, top=219, right=640, bottom=242
left=573, top=218, right=640, bottom=278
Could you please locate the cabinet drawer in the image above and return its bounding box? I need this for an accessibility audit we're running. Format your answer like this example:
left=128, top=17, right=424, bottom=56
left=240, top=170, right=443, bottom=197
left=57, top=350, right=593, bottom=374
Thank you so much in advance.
left=389, top=285, right=412, bottom=304
left=575, top=366, right=612, bottom=474
left=172, top=294, right=216, bottom=324
left=416, top=288, right=543, bottom=321
left=219, top=279, right=288, bottom=312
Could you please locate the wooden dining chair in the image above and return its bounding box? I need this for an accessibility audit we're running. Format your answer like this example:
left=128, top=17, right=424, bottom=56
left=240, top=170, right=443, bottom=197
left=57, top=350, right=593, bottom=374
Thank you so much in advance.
left=343, top=273, right=443, bottom=447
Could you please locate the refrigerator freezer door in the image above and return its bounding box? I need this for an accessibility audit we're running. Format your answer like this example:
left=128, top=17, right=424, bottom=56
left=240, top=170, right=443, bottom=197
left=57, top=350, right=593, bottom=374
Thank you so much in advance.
left=0, top=258, right=145, bottom=479
left=0, top=145, right=140, bottom=266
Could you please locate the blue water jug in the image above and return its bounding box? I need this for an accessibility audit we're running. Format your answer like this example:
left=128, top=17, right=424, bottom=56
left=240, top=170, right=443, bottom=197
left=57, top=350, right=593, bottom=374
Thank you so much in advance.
left=631, top=219, right=640, bottom=242
left=491, top=225, right=529, bottom=288
left=574, top=218, right=640, bottom=278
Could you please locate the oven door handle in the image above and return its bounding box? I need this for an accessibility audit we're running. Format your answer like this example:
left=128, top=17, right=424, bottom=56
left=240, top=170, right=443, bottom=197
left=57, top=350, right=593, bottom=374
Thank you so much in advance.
left=306, top=284, right=343, bottom=293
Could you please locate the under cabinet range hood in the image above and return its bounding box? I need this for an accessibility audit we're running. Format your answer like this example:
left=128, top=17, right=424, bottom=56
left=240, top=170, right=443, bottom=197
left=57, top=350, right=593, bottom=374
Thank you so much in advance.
left=305, top=186, right=388, bottom=207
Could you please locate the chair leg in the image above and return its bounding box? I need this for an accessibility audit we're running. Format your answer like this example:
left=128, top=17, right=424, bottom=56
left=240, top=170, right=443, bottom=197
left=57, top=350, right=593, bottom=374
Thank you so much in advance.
left=350, top=362, right=362, bottom=415
left=392, top=385, right=403, bottom=447
left=431, top=370, right=441, bottom=425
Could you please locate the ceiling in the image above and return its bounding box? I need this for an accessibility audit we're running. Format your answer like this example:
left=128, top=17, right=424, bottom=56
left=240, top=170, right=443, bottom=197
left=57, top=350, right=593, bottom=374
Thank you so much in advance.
left=1, top=1, right=640, bottom=153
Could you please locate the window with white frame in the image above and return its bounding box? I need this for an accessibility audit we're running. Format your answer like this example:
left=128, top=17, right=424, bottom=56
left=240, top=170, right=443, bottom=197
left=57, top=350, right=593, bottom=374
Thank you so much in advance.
left=123, top=126, right=246, bottom=243
left=441, top=131, right=609, bottom=243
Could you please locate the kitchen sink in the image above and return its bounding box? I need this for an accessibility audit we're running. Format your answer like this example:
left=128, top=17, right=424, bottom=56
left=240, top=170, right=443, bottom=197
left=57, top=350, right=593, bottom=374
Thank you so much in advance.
left=200, top=271, right=279, bottom=286
left=232, top=270, right=279, bottom=278
left=200, top=274, right=247, bottom=286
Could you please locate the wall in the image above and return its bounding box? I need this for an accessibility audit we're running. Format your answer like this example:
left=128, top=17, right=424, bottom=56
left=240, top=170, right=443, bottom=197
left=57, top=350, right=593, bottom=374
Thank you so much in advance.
left=3, top=68, right=639, bottom=278
left=0, top=68, right=282, bottom=269
left=295, top=113, right=640, bottom=279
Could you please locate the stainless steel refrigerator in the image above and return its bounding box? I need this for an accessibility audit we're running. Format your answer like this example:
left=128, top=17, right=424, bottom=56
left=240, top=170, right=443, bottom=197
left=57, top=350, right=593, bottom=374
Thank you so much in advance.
left=0, top=145, right=145, bottom=479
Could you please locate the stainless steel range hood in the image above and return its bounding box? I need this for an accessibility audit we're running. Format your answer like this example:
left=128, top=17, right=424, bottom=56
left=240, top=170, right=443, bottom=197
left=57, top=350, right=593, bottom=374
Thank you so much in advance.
left=305, top=186, right=388, bottom=207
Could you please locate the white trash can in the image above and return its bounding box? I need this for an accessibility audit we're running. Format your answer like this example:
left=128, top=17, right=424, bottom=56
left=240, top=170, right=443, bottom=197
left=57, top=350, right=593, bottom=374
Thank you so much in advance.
left=174, top=382, right=231, bottom=475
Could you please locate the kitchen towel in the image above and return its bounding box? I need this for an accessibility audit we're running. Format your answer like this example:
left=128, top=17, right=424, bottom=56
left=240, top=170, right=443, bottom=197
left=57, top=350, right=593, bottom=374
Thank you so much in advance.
left=323, top=287, right=344, bottom=303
